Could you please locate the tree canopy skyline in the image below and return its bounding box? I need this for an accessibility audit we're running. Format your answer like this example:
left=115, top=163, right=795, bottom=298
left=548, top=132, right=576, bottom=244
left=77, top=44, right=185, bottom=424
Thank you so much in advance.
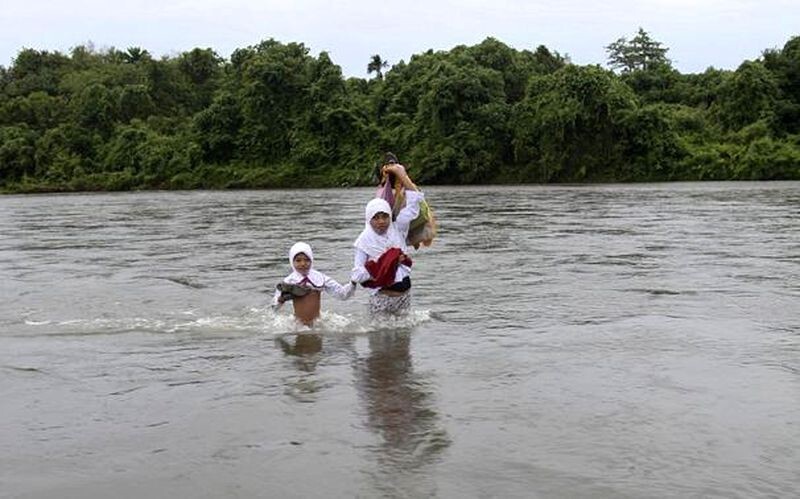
left=1, top=31, right=798, bottom=193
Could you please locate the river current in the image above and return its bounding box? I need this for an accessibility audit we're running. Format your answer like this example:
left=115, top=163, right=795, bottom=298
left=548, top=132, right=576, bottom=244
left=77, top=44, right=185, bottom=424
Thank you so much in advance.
left=1, top=183, right=798, bottom=498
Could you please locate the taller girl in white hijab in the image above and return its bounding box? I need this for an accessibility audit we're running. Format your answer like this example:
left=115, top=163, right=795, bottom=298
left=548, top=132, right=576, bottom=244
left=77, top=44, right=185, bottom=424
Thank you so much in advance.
left=352, top=163, right=425, bottom=316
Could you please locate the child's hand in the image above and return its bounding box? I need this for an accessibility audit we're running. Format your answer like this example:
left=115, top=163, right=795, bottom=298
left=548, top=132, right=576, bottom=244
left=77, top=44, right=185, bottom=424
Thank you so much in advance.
left=397, top=252, right=412, bottom=266
left=382, top=164, right=406, bottom=177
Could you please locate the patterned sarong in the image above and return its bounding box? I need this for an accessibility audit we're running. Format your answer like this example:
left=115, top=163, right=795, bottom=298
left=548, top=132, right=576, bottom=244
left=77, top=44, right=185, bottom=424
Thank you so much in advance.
left=368, top=291, right=412, bottom=317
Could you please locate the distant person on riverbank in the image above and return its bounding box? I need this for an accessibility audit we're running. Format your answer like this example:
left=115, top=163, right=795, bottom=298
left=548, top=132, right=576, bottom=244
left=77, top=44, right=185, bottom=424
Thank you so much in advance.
left=272, top=242, right=355, bottom=326
left=352, top=162, right=426, bottom=316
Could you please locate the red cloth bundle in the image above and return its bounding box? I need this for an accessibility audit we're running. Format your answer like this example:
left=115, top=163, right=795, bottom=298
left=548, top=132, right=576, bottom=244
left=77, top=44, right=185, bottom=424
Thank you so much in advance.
left=363, top=247, right=412, bottom=288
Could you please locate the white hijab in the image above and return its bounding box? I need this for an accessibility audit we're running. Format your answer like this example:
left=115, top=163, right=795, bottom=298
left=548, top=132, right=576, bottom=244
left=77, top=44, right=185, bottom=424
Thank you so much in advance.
left=284, top=242, right=325, bottom=287
left=354, top=198, right=407, bottom=259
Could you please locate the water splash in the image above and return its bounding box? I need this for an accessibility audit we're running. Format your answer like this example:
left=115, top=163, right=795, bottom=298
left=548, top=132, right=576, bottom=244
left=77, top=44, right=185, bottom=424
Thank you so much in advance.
left=18, top=307, right=432, bottom=337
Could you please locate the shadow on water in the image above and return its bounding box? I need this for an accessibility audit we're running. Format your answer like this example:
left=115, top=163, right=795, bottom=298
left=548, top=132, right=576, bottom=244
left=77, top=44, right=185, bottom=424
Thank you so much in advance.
left=275, top=333, right=325, bottom=373
left=273, top=320, right=451, bottom=496
left=353, top=328, right=451, bottom=496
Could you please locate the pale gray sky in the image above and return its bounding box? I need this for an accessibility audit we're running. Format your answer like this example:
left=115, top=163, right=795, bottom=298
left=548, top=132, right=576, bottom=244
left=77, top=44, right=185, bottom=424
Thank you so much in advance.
left=1, top=0, right=797, bottom=77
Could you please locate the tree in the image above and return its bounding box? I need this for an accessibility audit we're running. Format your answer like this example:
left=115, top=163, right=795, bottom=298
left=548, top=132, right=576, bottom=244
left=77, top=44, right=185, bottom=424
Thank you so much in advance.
left=411, top=59, right=508, bottom=183
left=144, top=58, right=186, bottom=116
left=177, top=48, right=221, bottom=85
left=177, top=48, right=223, bottom=111
left=193, top=91, right=243, bottom=163
left=6, top=48, right=71, bottom=96
left=530, top=45, right=568, bottom=74
left=122, top=47, right=152, bottom=64
left=117, top=84, right=155, bottom=122
left=714, top=61, right=779, bottom=130
left=367, top=54, right=389, bottom=79
left=72, top=83, right=115, bottom=135
left=234, top=40, right=317, bottom=162
left=0, top=125, right=37, bottom=181
left=763, top=36, right=800, bottom=134
left=606, top=28, right=671, bottom=73
left=0, top=91, right=67, bottom=130
left=511, top=65, right=638, bottom=181
left=0, top=65, right=8, bottom=94
left=467, top=37, right=527, bottom=103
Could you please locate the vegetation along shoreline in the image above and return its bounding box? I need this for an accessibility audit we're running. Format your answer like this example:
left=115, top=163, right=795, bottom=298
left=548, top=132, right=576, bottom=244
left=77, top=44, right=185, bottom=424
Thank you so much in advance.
left=1, top=29, right=798, bottom=194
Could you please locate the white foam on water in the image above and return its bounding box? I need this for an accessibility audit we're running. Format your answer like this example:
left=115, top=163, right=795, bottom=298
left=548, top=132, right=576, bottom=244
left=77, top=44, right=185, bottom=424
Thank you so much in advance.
left=254, top=307, right=433, bottom=336
left=23, top=320, right=52, bottom=326
left=19, top=307, right=433, bottom=337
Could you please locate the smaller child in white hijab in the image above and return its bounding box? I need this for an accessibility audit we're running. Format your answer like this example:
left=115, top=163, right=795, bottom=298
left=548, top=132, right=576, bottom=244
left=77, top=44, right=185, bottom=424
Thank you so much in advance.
left=272, top=242, right=355, bottom=326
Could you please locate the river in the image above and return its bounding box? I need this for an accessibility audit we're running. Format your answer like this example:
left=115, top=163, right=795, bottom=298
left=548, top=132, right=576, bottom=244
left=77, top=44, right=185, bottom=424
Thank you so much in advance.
left=1, top=183, right=798, bottom=498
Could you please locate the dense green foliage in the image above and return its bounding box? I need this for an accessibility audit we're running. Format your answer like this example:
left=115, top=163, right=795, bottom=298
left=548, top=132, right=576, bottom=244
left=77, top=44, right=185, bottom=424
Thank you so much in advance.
left=1, top=32, right=798, bottom=192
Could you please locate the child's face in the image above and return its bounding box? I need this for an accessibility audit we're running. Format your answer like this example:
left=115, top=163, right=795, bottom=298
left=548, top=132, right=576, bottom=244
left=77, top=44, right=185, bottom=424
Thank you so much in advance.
left=293, top=253, right=311, bottom=274
left=370, top=212, right=390, bottom=234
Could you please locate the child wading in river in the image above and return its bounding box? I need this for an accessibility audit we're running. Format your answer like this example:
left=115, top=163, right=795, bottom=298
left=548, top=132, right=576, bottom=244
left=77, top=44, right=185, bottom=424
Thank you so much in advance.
left=352, top=163, right=427, bottom=317
left=272, top=242, right=355, bottom=326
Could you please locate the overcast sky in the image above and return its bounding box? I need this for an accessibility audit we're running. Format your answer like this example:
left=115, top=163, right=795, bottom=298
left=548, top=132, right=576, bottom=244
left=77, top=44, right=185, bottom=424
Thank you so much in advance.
left=1, top=0, right=797, bottom=77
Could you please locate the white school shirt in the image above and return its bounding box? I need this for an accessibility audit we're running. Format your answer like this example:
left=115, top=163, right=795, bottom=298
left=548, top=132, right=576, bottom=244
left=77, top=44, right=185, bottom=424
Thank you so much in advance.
left=271, top=269, right=355, bottom=308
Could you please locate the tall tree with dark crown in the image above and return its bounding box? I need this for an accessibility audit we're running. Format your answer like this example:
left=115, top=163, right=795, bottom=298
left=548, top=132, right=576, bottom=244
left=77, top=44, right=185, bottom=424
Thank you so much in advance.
left=367, top=54, right=389, bottom=79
